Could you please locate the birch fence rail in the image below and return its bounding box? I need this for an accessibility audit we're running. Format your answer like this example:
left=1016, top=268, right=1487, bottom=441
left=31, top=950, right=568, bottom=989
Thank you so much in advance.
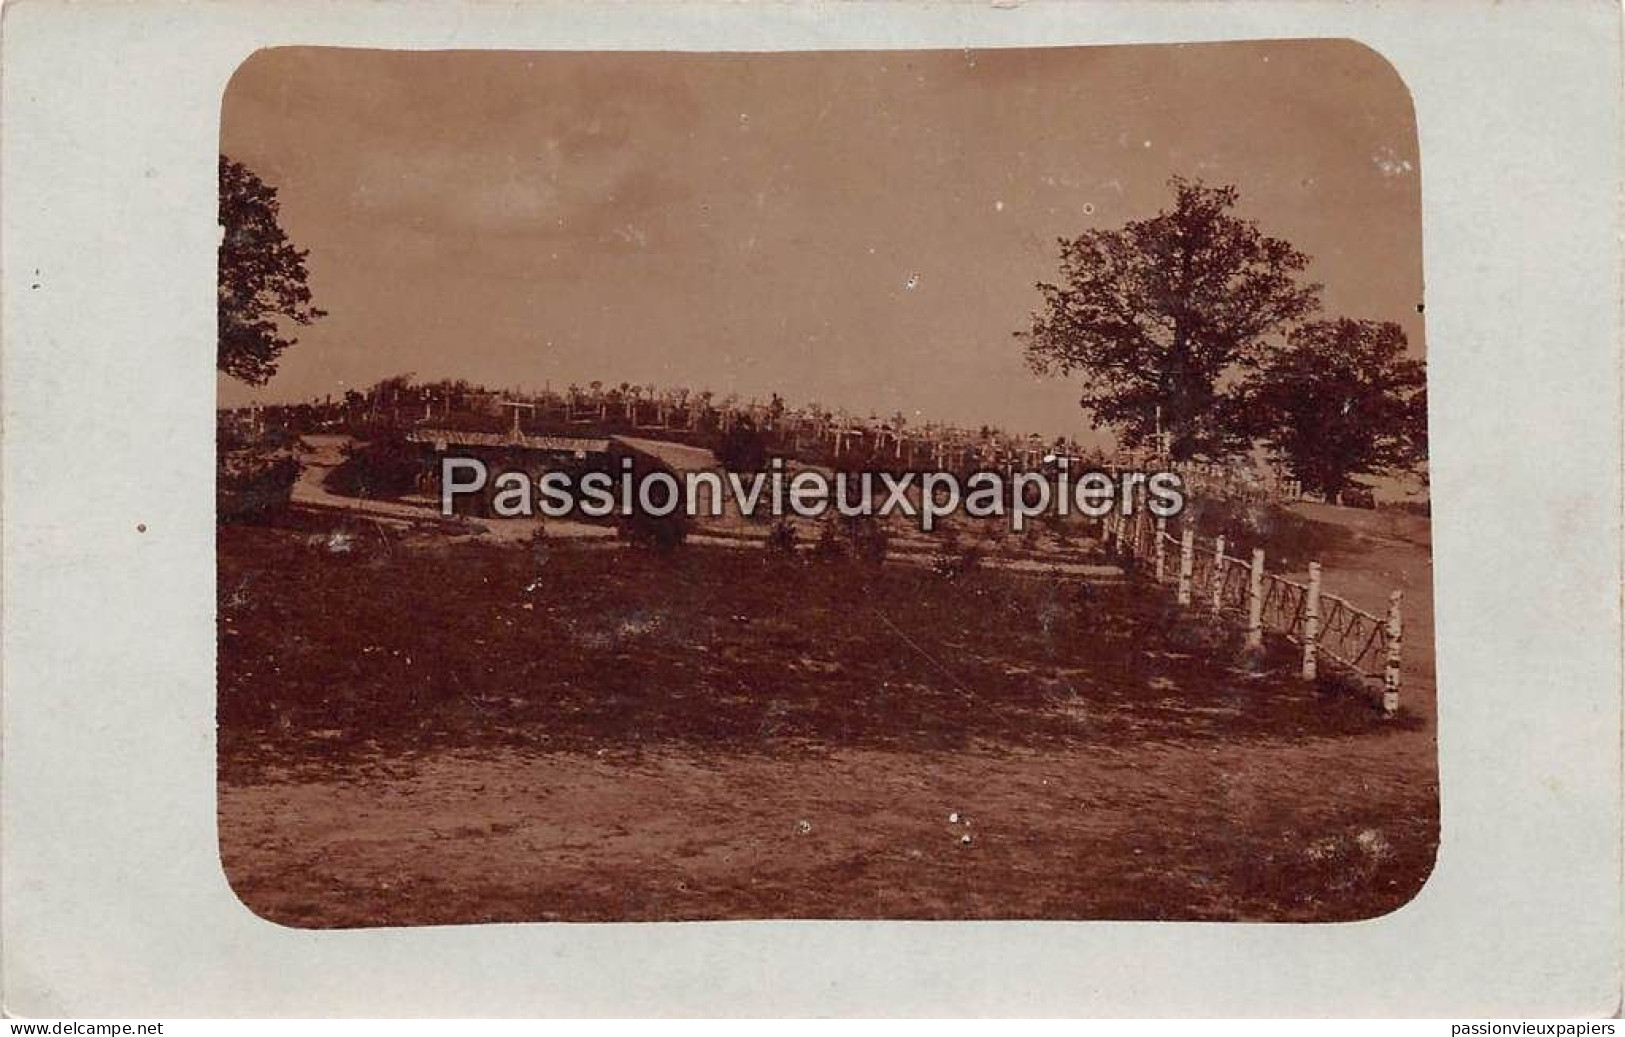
left=1105, top=506, right=1404, bottom=717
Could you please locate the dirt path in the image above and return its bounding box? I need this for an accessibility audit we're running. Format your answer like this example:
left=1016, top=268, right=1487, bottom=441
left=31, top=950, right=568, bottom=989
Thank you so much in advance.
left=293, top=434, right=616, bottom=542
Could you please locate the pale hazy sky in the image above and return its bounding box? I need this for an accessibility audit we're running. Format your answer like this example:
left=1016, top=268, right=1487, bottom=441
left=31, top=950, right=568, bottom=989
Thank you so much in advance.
left=219, top=41, right=1423, bottom=445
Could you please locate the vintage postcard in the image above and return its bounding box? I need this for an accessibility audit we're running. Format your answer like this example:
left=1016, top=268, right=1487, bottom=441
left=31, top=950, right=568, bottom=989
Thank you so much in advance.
left=2, top=0, right=1619, bottom=1019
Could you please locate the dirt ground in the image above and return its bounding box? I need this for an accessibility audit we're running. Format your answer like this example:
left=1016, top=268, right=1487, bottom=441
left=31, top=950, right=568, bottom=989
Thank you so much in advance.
left=217, top=511, right=1437, bottom=927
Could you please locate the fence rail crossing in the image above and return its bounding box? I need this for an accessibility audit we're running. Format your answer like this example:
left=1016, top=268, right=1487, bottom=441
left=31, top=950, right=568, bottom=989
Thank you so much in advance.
left=1110, top=507, right=1403, bottom=717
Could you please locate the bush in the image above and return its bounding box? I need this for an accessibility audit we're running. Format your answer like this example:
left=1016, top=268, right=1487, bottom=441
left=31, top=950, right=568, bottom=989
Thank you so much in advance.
left=812, top=519, right=849, bottom=561
left=931, top=544, right=983, bottom=580
left=617, top=507, right=690, bottom=552
left=930, top=527, right=983, bottom=579
left=324, top=435, right=424, bottom=500
left=1340, top=487, right=1377, bottom=510
left=717, top=418, right=770, bottom=472
left=218, top=450, right=299, bottom=524
left=1044, top=514, right=1078, bottom=552
left=841, top=513, right=889, bottom=564
left=767, top=518, right=800, bottom=555
left=609, top=447, right=691, bottom=551
left=810, top=514, right=887, bottom=563
left=525, top=522, right=550, bottom=564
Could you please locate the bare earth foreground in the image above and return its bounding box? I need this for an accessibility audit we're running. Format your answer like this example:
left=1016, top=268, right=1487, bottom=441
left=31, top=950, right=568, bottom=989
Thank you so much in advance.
left=218, top=510, right=1437, bottom=926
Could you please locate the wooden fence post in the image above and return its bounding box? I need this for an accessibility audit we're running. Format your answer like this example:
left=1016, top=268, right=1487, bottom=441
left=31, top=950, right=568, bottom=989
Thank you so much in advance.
left=1177, top=529, right=1195, bottom=606
left=1246, top=548, right=1265, bottom=649
left=1153, top=516, right=1167, bottom=582
left=1210, top=535, right=1227, bottom=615
left=1383, top=590, right=1404, bottom=717
left=1301, top=561, right=1322, bottom=680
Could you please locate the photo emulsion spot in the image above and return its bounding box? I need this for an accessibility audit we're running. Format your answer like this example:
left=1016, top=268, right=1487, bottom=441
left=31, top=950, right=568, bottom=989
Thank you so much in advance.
left=215, top=42, right=1435, bottom=927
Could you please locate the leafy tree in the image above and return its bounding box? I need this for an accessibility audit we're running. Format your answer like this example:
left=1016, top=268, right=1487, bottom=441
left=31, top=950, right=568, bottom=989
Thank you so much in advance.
left=1019, top=178, right=1321, bottom=458
left=218, top=155, right=325, bottom=385
left=1244, top=318, right=1427, bottom=501
left=367, top=373, right=417, bottom=407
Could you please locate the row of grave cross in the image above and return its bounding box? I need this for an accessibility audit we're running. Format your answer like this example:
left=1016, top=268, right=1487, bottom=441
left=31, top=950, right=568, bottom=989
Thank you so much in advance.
left=488, top=386, right=1161, bottom=475
left=258, top=382, right=1300, bottom=498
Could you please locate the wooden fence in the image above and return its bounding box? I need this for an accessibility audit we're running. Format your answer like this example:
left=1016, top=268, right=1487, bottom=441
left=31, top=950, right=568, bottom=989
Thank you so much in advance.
left=1102, top=506, right=1404, bottom=717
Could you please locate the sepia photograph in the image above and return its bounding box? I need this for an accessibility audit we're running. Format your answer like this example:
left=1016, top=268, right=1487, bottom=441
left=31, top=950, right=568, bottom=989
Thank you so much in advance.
left=4, top=0, right=1623, bottom=1019
left=213, top=41, right=1438, bottom=928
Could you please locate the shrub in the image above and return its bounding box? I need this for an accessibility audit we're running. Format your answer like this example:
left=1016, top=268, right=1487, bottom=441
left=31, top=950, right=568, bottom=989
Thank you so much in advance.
left=526, top=522, right=550, bottom=564
left=609, top=447, right=691, bottom=551
left=931, top=544, right=983, bottom=580
left=841, top=513, right=889, bottom=564
left=218, top=450, right=299, bottom=524
left=717, top=418, right=770, bottom=472
left=1341, top=487, right=1377, bottom=510
left=810, top=514, right=886, bottom=563
left=617, top=507, right=690, bottom=552
left=929, top=527, right=983, bottom=579
left=767, top=518, right=800, bottom=555
left=812, top=519, right=848, bottom=561
left=1044, top=514, right=1077, bottom=552
left=324, top=435, right=424, bottom=500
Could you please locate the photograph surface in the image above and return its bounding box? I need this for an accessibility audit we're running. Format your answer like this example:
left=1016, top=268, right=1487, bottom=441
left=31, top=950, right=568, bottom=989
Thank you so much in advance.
left=216, top=42, right=1436, bottom=927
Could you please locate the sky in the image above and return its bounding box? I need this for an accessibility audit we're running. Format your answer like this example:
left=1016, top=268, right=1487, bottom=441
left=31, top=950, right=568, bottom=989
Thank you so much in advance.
left=219, top=40, right=1424, bottom=447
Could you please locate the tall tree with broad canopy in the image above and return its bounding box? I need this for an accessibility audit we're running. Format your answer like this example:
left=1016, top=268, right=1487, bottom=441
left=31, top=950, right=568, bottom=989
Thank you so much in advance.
left=1245, top=318, right=1428, bottom=501
left=218, top=155, right=325, bottom=385
left=1019, top=178, right=1321, bottom=459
